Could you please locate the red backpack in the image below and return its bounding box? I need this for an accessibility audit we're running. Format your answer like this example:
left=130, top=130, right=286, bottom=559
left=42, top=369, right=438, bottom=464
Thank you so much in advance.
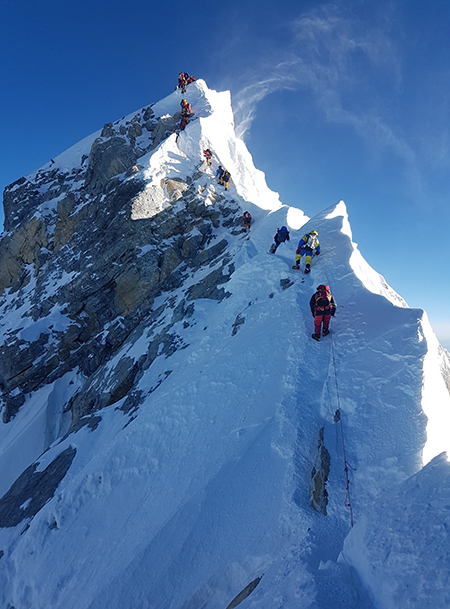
left=316, top=285, right=332, bottom=310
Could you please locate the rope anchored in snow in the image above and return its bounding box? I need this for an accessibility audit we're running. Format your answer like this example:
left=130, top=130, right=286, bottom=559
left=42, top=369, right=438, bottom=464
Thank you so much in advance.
left=330, top=326, right=355, bottom=528
left=315, top=249, right=355, bottom=527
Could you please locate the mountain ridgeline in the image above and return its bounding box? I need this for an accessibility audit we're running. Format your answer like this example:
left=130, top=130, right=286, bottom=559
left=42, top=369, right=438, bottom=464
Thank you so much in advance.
left=0, top=80, right=450, bottom=609
left=0, top=89, right=240, bottom=427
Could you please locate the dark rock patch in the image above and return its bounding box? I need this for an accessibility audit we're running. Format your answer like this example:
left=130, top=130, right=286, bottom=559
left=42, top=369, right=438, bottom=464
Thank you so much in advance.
left=232, top=314, right=245, bottom=336
left=280, top=278, right=294, bottom=290
left=225, top=576, right=263, bottom=609
left=310, top=427, right=330, bottom=515
left=0, top=446, right=76, bottom=528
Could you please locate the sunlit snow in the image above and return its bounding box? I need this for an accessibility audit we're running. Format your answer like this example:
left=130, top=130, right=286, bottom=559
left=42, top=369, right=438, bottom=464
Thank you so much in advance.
left=0, top=80, right=449, bottom=609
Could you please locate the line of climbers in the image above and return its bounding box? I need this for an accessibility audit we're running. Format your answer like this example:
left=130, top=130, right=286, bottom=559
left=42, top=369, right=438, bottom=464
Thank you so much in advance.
left=176, top=74, right=233, bottom=192
left=202, top=147, right=249, bottom=236
left=174, top=74, right=336, bottom=342
left=216, top=166, right=231, bottom=190
left=270, top=227, right=319, bottom=274
left=180, top=98, right=194, bottom=131
left=269, top=226, right=336, bottom=341
left=201, top=148, right=233, bottom=191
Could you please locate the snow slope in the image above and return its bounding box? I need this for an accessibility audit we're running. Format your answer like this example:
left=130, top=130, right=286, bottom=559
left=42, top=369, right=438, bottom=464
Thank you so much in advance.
left=0, top=80, right=449, bottom=609
left=343, top=453, right=450, bottom=609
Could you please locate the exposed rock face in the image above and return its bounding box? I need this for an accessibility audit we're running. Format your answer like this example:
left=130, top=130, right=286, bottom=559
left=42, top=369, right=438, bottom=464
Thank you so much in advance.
left=310, top=426, right=331, bottom=515
left=225, top=576, right=262, bottom=609
left=85, top=136, right=137, bottom=194
left=0, top=446, right=76, bottom=528
left=0, top=216, right=48, bottom=292
left=0, top=105, right=244, bottom=428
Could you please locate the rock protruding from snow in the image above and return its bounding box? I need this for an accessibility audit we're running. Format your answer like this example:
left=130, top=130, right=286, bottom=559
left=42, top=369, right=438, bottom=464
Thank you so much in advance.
left=0, top=80, right=280, bottom=436
left=0, top=445, right=76, bottom=527
left=310, top=426, right=330, bottom=514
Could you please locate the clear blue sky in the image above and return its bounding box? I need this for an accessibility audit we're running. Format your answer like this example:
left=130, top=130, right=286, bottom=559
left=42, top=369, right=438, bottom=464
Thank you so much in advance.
left=1, top=0, right=449, bottom=346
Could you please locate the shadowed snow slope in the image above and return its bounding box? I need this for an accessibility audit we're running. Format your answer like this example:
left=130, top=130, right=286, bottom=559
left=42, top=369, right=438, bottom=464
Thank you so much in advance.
left=0, top=80, right=449, bottom=609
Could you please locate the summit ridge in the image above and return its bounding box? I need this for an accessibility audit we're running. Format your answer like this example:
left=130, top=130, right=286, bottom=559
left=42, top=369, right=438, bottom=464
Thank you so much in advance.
left=0, top=79, right=449, bottom=609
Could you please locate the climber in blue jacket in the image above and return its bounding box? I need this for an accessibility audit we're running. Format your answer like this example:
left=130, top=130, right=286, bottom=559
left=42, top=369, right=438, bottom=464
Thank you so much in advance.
left=269, top=226, right=290, bottom=253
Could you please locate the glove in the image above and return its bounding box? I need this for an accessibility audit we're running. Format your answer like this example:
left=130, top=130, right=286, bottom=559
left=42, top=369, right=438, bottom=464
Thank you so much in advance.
left=315, top=250, right=320, bottom=255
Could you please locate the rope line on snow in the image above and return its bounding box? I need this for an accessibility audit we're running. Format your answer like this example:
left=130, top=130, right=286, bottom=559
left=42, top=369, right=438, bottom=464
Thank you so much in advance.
left=314, top=249, right=355, bottom=528
left=330, top=332, right=355, bottom=528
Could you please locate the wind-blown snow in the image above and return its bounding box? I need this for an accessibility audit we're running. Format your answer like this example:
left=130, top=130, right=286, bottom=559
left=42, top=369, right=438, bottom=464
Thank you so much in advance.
left=0, top=80, right=449, bottom=609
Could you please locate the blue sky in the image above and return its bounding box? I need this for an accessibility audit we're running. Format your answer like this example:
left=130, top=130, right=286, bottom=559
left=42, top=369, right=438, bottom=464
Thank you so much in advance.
left=1, top=0, right=449, bottom=346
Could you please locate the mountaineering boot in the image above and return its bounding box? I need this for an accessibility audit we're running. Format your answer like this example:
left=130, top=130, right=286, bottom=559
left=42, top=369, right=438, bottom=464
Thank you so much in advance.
left=322, top=329, right=330, bottom=337
left=312, top=333, right=321, bottom=341
left=292, top=264, right=300, bottom=270
left=305, top=264, right=311, bottom=274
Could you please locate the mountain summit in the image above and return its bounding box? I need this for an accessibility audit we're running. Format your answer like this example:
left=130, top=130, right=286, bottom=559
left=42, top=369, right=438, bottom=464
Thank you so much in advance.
left=0, top=80, right=449, bottom=609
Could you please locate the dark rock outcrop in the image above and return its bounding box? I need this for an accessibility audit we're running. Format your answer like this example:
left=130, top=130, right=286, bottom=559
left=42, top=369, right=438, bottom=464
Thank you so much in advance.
left=310, top=427, right=331, bottom=515
left=0, top=105, right=243, bottom=428
left=0, top=446, right=76, bottom=528
left=225, top=576, right=263, bottom=609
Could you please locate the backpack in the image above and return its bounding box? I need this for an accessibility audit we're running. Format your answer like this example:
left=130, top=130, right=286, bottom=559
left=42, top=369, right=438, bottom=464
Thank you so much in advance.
left=277, top=227, right=288, bottom=242
left=316, top=285, right=332, bottom=308
left=306, top=233, right=317, bottom=249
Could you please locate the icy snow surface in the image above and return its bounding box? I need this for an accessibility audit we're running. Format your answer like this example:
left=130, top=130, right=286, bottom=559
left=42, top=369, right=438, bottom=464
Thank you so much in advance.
left=0, top=80, right=449, bottom=609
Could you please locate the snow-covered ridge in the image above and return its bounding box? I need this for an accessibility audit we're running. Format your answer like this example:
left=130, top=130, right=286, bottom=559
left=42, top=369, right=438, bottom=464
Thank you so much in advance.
left=0, top=78, right=449, bottom=609
left=130, top=80, right=283, bottom=221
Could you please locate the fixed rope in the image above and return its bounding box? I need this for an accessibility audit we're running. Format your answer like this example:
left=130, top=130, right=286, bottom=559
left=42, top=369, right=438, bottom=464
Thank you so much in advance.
left=314, top=250, right=355, bottom=528
left=330, top=333, right=355, bottom=527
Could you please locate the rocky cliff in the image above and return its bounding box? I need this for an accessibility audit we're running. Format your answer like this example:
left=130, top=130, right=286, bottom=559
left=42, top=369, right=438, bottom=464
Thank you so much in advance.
left=0, top=81, right=272, bottom=431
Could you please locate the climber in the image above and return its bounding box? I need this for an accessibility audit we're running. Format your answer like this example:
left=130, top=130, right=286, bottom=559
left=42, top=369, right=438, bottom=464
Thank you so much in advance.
left=180, top=99, right=192, bottom=117
left=310, top=285, right=336, bottom=341
left=292, top=230, right=320, bottom=274
left=223, top=169, right=231, bottom=190
left=177, top=72, right=188, bottom=93
left=243, top=211, right=252, bottom=231
left=186, top=74, right=196, bottom=85
left=269, top=226, right=290, bottom=253
left=203, top=149, right=212, bottom=165
left=216, top=165, right=225, bottom=184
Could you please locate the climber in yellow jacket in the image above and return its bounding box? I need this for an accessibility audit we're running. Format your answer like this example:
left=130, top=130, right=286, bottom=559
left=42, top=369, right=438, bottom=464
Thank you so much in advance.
left=292, top=230, right=320, bottom=274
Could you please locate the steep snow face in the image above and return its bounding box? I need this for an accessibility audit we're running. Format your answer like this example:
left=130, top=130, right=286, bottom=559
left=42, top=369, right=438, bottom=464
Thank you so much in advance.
left=131, top=80, right=284, bottom=221
left=0, top=80, right=449, bottom=609
left=419, top=313, right=450, bottom=464
left=327, top=202, right=408, bottom=307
